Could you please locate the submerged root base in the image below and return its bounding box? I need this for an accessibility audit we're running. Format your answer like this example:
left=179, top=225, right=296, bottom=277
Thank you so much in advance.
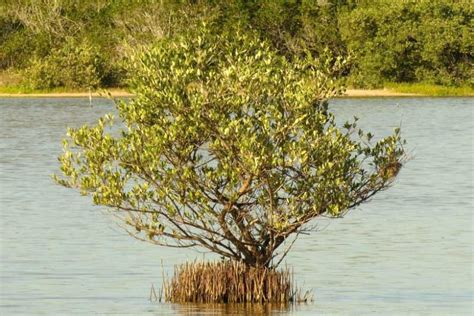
left=162, top=261, right=307, bottom=304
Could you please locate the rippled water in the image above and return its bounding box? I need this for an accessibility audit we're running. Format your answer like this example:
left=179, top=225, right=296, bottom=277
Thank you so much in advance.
left=0, top=97, right=472, bottom=315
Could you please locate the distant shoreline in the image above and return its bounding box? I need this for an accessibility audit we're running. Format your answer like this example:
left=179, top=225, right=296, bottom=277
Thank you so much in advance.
left=0, top=89, right=422, bottom=98
left=343, top=89, right=419, bottom=97
left=0, top=89, right=133, bottom=98
left=0, top=88, right=471, bottom=98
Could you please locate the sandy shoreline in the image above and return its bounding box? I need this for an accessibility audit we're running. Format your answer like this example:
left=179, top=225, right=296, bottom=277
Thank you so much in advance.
left=0, top=88, right=421, bottom=98
left=343, top=89, right=419, bottom=97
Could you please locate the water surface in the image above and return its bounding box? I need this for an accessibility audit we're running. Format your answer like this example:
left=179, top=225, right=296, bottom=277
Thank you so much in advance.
left=0, top=97, right=472, bottom=315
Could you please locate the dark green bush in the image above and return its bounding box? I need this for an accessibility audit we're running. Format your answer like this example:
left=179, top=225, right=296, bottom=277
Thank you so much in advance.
left=339, top=0, right=473, bottom=87
left=24, top=38, right=107, bottom=89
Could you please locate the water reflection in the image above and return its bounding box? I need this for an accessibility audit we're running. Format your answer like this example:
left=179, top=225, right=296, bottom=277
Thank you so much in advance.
left=168, top=302, right=296, bottom=315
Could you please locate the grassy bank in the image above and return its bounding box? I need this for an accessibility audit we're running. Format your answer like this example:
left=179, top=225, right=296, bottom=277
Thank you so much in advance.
left=0, top=85, right=84, bottom=95
left=0, top=83, right=131, bottom=97
left=385, top=82, right=474, bottom=97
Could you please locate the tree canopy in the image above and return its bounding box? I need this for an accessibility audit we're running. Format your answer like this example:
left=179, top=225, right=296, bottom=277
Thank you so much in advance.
left=54, top=27, right=405, bottom=267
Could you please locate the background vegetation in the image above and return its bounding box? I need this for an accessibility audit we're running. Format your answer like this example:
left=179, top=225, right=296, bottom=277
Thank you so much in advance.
left=1, top=0, right=472, bottom=91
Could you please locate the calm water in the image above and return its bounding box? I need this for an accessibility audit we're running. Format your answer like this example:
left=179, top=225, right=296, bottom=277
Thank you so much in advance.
left=0, top=97, right=472, bottom=315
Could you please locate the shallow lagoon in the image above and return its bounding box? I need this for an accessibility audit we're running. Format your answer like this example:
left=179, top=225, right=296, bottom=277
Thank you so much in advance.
left=0, top=97, right=472, bottom=314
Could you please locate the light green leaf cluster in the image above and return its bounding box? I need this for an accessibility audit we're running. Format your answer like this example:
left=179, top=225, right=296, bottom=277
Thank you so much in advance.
left=55, top=25, right=405, bottom=266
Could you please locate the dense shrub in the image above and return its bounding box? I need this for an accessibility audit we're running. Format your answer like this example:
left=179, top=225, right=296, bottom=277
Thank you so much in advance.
left=0, top=17, right=50, bottom=70
left=339, top=0, right=473, bottom=87
left=24, top=39, right=108, bottom=89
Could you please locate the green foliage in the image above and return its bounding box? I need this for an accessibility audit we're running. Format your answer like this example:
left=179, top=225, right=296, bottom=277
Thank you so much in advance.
left=339, top=0, right=473, bottom=87
left=24, top=38, right=108, bottom=89
left=238, top=0, right=346, bottom=58
left=0, top=0, right=471, bottom=90
left=55, top=26, right=405, bottom=267
left=0, top=17, right=49, bottom=70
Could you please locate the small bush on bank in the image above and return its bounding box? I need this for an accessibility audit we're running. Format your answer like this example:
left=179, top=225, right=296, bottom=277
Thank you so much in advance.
left=24, top=38, right=108, bottom=90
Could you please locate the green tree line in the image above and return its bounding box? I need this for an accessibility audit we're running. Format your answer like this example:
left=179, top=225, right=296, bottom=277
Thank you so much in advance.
left=1, top=0, right=472, bottom=90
